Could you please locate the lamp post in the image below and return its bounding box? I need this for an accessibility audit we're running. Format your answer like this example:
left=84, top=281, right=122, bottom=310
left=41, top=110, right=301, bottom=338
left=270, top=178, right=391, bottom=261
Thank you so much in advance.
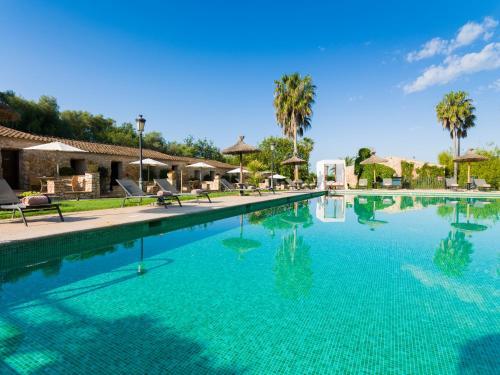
left=270, top=143, right=275, bottom=189
left=136, top=114, right=146, bottom=191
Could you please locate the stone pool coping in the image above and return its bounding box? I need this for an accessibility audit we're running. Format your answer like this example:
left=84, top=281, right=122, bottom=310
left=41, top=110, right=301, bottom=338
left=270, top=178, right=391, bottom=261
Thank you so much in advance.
left=0, top=191, right=325, bottom=246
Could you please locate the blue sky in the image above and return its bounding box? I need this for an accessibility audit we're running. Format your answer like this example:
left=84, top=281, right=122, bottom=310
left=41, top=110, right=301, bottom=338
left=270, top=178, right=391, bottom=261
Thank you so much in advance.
left=1, top=1, right=499, bottom=165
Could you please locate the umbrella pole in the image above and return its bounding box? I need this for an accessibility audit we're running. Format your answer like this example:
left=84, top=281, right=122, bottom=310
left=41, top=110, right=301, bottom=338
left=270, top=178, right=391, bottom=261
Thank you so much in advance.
left=239, top=153, right=243, bottom=184
left=467, top=163, right=471, bottom=185
left=373, top=166, right=376, bottom=188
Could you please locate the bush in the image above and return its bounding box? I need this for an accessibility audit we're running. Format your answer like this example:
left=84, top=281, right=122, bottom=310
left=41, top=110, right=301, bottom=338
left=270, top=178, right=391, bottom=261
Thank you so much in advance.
left=359, top=164, right=395, bottom=188
left=59, top=166, right=75, bottom=176
left=401, top=161, right=414, bottom=188
left=19, top=191, right=43, bottom=197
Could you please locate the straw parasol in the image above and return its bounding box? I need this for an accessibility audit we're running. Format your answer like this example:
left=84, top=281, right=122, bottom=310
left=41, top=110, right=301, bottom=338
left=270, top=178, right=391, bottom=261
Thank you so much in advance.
left=130, top=158, right=168, bottom=182
left=0, top=102, right=19, bottom=121
left=24, top=141, right=88, bottom=176
left=222, top=136, right=260, bottom=183
left=281, top=155, right=307, bottom=181
left=453, top=149, right=488, bottom=185
left=360, top=152, right=388, bottom=185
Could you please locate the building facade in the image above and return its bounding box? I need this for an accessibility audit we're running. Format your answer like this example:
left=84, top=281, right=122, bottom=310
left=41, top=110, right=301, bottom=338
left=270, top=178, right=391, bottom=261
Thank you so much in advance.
left=0, top=125, right=235, bottom=193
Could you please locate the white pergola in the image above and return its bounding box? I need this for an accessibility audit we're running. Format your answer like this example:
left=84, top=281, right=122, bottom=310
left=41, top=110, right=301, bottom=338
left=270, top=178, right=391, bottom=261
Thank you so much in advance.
left=316, top=159, right=347, bottom=190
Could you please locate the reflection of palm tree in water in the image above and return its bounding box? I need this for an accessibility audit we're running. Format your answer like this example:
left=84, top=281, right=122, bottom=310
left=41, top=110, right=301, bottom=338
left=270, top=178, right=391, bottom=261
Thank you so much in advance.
left=222, top=215, right=261, bottom=260
left=434, top=230, right=473, bottom=277
left=273, top=202, right=313, bottom=299
left=434, top=202, right=481, bottom=277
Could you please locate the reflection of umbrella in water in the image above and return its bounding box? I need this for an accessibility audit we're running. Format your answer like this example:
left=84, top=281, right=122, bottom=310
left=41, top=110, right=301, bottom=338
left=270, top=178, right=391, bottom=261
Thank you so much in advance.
left=355, top=198, right=388, bottom=231
left=357, top=217, right=388, bottom=230
left=137, top=237, right=147, bottom=275
left=222, top=215, right=261, bottom=259
left=451, top=202, right=487, bottom=236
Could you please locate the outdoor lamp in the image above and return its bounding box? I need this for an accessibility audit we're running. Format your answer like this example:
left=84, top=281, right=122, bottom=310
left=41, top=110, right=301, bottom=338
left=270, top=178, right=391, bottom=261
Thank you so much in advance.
left=136, top=114, right=146, bottom=133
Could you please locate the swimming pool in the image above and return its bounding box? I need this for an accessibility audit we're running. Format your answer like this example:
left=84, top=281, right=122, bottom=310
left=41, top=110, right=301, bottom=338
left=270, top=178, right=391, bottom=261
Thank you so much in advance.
left=0, top=195, right=498, bottom=374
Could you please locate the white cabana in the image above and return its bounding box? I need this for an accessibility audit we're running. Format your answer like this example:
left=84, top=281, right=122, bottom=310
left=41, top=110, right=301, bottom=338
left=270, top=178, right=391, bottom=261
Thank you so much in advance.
left=316, top=195, right=346, bottom=222
left=316, top=159, right=347, bottom=190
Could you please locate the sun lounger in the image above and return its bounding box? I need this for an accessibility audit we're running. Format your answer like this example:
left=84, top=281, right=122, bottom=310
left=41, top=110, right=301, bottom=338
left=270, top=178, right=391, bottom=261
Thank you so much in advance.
left=382, top=178, right=394, bottom=189
left=0, top=178, right=63, bottom=226
left=116, top=179, right=168, bottom=208
left=154, top=179, right=210, bottom=204
left=472, top=178, right=492, bottom=191
left=358, top=179, right=368, bottom=189
left=445, top=178, right=459, bottom=191
left=221, top=179, right=264, bottom=195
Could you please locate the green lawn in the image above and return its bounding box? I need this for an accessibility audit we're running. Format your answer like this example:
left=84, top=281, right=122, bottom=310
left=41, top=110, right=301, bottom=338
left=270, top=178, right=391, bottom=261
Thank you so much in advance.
left=0, top=191, right=241, bottom=221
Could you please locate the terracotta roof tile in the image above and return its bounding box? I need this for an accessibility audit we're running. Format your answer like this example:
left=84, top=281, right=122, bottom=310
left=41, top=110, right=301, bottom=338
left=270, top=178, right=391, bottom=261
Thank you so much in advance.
left=0, top=125, right=235, bottom=169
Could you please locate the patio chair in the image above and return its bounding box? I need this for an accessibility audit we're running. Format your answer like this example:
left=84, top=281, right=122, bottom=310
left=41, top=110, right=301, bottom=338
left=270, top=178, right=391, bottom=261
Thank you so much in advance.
left=445, top=178, right=459, bottom=191
left=154, top=179, right=210, bottom=204
left=0, top=178, right=64, bottom=226
left=382, top=178, right=394, bottom=189
left=116, top=179, right=169, bottom=208
left=472, top=178, right=492, bottom=191
left=358, top=179, right=368, bottom=189
left=236, top=183, right=263, bottom=196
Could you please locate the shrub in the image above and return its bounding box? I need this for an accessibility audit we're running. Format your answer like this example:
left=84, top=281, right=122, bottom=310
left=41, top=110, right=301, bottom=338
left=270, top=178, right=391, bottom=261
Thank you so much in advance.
left=359, top=164, right=395, bottom=188
left=19, top=191, right=43, bottom=197
left=401, top=161, right=414, bottom=188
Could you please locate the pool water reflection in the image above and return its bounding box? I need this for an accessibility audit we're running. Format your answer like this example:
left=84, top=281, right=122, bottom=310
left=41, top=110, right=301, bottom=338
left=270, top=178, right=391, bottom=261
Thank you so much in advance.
left=0, top=195, right=499, bottom=374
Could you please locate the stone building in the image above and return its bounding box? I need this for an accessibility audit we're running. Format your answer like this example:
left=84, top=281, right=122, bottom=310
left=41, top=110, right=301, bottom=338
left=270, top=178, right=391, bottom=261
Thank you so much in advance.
left=0, top=125, right=235, bottom=195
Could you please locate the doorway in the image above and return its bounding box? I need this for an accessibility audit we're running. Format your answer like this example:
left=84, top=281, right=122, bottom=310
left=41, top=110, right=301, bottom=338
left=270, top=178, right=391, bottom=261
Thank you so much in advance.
left=110, top=161, right=122, bottom=190
left=1, top=149, right=20, bottom=189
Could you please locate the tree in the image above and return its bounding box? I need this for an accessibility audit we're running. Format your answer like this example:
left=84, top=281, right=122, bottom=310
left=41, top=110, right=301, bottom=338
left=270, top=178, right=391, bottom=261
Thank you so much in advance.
left=354, top=147, right=372, bottom=177
left=436, top=91, right=476, bottom=179
left=273, top=73, right=316, bottom=180
left=343, top=156, right=355, bottom=166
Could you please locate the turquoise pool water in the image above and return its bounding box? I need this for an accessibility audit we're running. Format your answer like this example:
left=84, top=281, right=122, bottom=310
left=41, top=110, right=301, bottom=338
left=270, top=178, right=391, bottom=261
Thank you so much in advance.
left=0, top=195, right=499, bottom=374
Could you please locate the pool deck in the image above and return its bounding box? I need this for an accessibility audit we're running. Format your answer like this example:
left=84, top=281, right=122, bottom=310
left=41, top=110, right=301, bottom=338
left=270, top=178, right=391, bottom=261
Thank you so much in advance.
left=0, top=191, right=319, bottom=244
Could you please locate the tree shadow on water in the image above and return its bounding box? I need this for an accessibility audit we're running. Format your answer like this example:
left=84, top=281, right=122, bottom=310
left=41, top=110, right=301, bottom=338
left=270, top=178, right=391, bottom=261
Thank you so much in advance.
left=458, top=334, right=500, bottom=375
left=2, top=309, right=245, bottom=374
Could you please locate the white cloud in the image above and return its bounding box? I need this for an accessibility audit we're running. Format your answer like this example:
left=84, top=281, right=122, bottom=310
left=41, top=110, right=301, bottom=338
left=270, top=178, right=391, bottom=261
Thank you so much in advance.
left=407, top=38, right=448, bottom=62
left=404, top=42, right=500, bottom=93
left=489, top=78, right=500, bottom=91
left=406, top=17, right=498, bottom=62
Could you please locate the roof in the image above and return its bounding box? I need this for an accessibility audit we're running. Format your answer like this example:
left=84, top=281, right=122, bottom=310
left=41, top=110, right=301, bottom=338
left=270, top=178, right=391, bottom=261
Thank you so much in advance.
left=0, top=125, right=235, bottom=169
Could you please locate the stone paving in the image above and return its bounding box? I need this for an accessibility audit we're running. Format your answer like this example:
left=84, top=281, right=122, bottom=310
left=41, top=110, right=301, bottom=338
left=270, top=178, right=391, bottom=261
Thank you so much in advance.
left=0, top=191, right=313, bottom=243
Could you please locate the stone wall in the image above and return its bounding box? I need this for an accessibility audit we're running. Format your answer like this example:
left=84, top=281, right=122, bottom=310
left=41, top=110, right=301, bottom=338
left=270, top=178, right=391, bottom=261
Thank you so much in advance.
left=1, top=136, right=232, bottom=192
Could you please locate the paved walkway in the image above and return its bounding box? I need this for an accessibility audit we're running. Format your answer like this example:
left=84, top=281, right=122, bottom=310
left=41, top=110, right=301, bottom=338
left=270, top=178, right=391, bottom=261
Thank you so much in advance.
left=0, top=191, right=315, bottom=243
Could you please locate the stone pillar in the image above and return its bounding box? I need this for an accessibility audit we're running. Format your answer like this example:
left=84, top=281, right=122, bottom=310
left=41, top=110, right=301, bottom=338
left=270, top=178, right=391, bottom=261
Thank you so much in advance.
left=167, top=170, right=176, bottom=185
left=85, top=173, right=100, bottom=198
left=214, top=174, right=221, bottom=191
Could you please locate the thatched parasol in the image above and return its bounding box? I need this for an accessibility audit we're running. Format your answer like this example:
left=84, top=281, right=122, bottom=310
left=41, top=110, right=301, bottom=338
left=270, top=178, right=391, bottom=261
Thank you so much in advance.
left=453, top=149, right=488, bottom=184
left=0, top=102, right=19, bottom=121
left=281, top=155, right=307, bottom=181
left=222, top=136, right=259, bottom=183
left=360, top=152, right=388, bottom=185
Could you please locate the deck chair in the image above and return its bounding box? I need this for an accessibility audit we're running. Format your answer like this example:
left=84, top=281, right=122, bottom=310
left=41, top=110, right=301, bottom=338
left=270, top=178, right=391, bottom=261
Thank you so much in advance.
left=382, top=178, right=393, bottom=189
left=0, top=178, right=63, bottom=226
left=154, top=179, right=210, bottom=204
left=445, top=178, right=459, bottom=191
left=472, top=178, right=492, bottom=191
left=221, top=179, right=263, bottom=195
left=358, top=179, right=368, bottom=189
left=116, top=179, right=170, bottom=208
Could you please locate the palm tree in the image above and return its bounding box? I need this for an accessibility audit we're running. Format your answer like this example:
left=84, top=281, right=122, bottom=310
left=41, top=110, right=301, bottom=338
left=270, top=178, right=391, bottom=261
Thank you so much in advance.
left=435, top=91, right=476, bottom=179
left=273, top=73, right=316, bottom=180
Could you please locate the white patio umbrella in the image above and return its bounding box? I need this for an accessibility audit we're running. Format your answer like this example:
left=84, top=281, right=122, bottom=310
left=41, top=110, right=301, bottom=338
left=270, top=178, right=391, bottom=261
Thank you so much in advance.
left=130, top=158, right=168, bottom=182
left=24, top=141, right=88, bottom=176
left=270, top=174, right=287, bottom=179
left=186, top=162, right=215, bottom=183
left=227, top=167, right=250, bottom=174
